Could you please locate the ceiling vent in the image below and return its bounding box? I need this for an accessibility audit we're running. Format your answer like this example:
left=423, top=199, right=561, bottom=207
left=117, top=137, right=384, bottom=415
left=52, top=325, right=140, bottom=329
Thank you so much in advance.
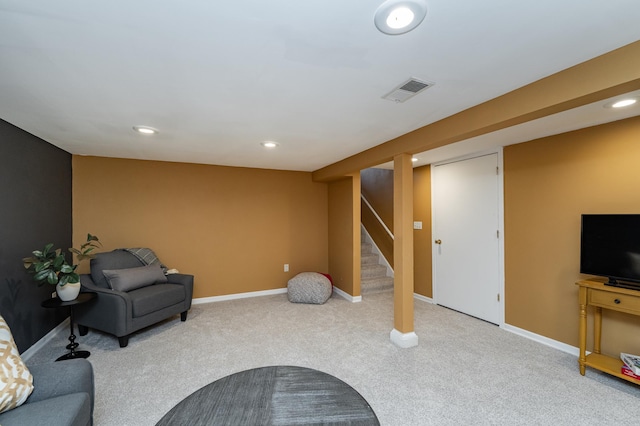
left=382, top=78, right=434, bottom=103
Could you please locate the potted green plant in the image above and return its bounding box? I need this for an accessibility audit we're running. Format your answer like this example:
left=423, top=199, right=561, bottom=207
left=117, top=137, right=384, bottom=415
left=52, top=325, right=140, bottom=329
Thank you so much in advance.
left=23, top=234, right=101, bottom=301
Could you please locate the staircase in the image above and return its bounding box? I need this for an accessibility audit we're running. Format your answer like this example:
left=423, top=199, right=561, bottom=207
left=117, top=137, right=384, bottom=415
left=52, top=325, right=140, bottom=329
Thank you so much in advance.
left=361, top=235, right=394, bottom=295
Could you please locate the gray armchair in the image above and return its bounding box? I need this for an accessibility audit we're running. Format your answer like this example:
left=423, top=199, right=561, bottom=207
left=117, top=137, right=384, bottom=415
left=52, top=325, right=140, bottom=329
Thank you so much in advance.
left=74, top=249, right=193, bottom=347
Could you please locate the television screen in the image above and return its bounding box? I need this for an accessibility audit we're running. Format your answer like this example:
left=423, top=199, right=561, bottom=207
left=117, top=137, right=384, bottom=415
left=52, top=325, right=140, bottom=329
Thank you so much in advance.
left=580, top=214, right=640, bottom=290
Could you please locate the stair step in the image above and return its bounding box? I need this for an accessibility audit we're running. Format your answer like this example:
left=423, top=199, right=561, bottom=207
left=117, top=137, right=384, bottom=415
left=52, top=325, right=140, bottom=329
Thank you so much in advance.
left=361, top=276, right=394, bottom=294
left=361, top=253, right=379, bottom=265
left=360, top=242, right=373, bottom=254
left=360, top=230, right=393, bottom=295
left=361, top=263, right=387, bottom=279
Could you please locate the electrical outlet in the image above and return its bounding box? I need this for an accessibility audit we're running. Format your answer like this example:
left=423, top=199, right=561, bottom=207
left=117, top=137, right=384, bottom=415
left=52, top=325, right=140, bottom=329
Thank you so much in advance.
left=284, top=264, right=289, bottom=272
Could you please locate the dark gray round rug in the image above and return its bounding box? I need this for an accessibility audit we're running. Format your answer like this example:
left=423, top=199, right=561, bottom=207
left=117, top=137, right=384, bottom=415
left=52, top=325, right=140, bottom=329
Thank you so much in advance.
left=156, top=365, right=380, bottom=425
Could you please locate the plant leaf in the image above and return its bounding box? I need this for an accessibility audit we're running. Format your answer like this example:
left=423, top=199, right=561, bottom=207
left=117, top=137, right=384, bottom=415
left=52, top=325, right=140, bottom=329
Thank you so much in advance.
left=43, top=243, right=54, bottom=255
left=60, top=264, right=74, bottom=273
left=46, top=270, right=58, bottom=285
left=33, top=269, right=50, bottom=282
left=53, top=255, right=65, bottom=269
left=35, top=261, right=51, bottom=272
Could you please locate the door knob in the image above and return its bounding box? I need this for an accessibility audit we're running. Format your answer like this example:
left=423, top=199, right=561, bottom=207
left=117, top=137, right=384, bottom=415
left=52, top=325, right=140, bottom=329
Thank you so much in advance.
left=434, top=239, right=442, bottom=244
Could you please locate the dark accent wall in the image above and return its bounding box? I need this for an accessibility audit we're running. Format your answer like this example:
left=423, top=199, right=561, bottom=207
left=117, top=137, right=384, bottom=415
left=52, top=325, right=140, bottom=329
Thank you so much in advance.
left=0, top=119, right=71, bottom=353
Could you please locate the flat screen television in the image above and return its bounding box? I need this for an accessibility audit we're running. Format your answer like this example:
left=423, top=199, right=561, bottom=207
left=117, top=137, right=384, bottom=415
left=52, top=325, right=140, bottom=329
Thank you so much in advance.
left=580, top=214, right=640, bottom=290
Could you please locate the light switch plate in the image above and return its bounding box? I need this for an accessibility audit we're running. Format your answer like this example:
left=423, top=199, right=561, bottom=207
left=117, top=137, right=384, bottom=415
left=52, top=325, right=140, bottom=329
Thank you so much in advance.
left=413, top=221, right=423, bottom=230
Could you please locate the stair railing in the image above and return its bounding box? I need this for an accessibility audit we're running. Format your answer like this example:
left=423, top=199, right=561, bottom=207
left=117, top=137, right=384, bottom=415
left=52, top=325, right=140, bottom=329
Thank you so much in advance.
left=361, top=195, right=394, bottom=240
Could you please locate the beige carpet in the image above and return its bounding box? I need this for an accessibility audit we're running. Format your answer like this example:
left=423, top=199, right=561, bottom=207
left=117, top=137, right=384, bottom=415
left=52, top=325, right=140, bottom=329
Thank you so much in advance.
left=27, top=292, right=640, bottom=425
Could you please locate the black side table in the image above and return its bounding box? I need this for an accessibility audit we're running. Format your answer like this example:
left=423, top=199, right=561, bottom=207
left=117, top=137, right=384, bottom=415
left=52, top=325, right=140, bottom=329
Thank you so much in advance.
left=41, top=292, right=96, bottom=361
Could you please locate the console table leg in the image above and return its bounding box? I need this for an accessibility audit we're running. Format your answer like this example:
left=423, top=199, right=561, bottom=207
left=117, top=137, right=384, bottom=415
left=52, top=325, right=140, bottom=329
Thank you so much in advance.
left=594, top=306, right=602, bottom=354
left=578, top=287, right=587, bottom=375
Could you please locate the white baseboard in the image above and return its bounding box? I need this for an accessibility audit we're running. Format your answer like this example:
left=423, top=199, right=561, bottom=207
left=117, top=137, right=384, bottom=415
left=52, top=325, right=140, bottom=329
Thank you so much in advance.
left=414, top=293, right=433, bottom=304
left=390, top=328, right=419, bottom=348
left=193, top=286, right=362, bottom=304
left=333, top=286, right=362, bottom=303
left=413, top=295, right=577, bottom=356
left=193, top=288, right=288, bottom=305
left=21, top=318, right=69, bottom=362
left=502, top=323, right=579, bottom=356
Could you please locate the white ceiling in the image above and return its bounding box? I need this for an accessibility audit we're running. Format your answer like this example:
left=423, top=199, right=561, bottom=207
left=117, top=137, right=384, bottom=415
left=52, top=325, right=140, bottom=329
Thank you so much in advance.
left=1, top=1, right=639, bottom=172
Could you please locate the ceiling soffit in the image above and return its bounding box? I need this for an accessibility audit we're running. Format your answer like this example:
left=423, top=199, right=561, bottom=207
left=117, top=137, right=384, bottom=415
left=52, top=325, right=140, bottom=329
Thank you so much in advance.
left=312, top=41, right=640, bottom=182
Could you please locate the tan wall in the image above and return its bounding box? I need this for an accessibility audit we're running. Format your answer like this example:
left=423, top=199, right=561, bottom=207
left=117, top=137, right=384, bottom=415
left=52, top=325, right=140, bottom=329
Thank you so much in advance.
left=505, top=116, right=640, bottom=355
left=413, top=165, right=432, bottom=298
left=72, top=156, right=328, bottom=299
left=361, top=169, right=394, bottom=227
left=328, top=175, right=360, bottom=296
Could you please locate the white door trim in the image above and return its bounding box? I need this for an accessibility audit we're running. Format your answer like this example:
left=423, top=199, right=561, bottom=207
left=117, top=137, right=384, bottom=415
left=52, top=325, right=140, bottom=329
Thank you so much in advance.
left=430, top=147, right=505, bottom=327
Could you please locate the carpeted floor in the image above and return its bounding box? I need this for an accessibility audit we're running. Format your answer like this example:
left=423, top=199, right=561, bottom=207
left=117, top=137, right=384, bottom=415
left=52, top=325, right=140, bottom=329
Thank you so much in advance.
left=27, top=292, right=640, bottom=425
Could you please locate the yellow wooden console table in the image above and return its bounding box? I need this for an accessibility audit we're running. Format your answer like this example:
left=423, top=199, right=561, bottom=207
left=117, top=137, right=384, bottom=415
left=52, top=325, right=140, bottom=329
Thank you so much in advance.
left=577, top=279, right=640, bottom=384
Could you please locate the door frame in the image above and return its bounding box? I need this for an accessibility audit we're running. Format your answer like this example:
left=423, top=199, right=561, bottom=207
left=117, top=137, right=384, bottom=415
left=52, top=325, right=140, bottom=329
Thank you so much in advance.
left=430, top=147, right=505, bottom=327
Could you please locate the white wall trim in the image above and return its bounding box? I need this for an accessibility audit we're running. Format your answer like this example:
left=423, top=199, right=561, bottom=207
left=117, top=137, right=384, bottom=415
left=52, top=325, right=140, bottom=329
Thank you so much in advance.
left=502, top=323, right=579, bottom=356
left=413, top=294, right=578, bottom=356
left=414, top=293, right=434, bottom=304
left=193, top=286, right=363, bottom=305
left=21, top=318, right=69, bottom=362
left=390, top=328, right=419, bottom=348
left=415, top=294, right=578, bottom=356
left=333, top=286, right=362, bottom=303
left=193, top=288, right=287, bottom=305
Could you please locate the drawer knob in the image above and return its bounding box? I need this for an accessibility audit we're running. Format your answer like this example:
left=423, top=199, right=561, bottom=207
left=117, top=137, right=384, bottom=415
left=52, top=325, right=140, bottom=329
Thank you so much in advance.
left=614, top=298, right=621, bottom=304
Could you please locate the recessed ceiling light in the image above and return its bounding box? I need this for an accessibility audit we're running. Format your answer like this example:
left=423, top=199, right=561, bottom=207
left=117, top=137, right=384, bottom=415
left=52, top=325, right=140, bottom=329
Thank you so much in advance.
left=261, top=141, right=279, bottom=148
left=387, top=7, right=414, bottom=29
left=374, top=0, right=427, bottom=35
left=613, top=99, right=637, bottom=108
left=604, top=97, right=638, bottom=109
left=133, top=125, right=158, bottom=135
left=412, top=157, right=418, bottom=162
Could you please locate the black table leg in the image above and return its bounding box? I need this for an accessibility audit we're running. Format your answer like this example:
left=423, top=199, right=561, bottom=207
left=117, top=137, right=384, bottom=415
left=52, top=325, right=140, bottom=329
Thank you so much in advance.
left=56, top=306, right=90, bottom=361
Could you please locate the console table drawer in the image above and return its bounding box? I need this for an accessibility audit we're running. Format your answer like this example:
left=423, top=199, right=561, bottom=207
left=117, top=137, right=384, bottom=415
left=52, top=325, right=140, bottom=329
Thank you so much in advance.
left=577, top=279, right=640, bottom=385
left=589, top=289, right=640, bottom=314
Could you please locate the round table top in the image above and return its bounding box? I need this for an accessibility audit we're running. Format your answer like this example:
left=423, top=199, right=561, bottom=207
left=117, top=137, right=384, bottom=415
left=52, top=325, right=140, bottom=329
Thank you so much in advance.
left=156, top=365, right=379, bottom=425
left=41, top=292, right=96, bottom=309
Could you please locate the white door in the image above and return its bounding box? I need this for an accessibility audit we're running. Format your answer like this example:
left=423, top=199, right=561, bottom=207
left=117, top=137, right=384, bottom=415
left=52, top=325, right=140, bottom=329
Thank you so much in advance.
left=432, top=153, right=501, bottom=324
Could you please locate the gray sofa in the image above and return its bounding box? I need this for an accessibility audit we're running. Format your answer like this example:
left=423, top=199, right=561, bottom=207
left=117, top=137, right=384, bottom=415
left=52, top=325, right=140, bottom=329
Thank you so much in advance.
left=0, top=359, right=94, bottom=426
left=74, top=249, right=194, bottom=347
